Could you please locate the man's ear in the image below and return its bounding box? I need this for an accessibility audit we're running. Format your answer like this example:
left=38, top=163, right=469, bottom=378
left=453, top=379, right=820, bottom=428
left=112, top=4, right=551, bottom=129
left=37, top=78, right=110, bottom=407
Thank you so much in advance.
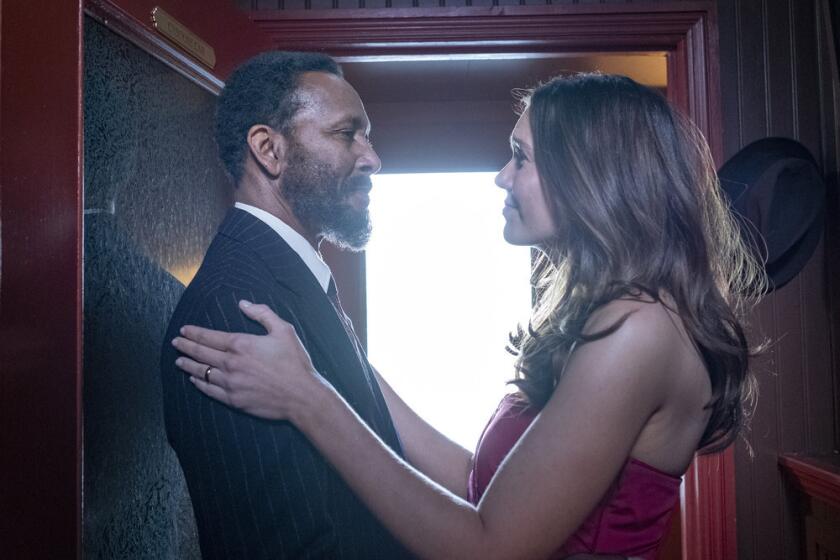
left=246, top=124, right=287, bottom=177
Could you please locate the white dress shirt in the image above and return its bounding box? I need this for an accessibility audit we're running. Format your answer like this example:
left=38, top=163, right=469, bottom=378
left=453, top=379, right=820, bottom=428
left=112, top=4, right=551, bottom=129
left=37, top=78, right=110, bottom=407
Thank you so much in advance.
left=234, top=202, right=332, bottom=293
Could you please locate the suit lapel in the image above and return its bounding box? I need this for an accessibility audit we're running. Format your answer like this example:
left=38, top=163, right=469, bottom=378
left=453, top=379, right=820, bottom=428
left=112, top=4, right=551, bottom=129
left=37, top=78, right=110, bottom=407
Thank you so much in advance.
left=217, top=209, right=400, bottom=450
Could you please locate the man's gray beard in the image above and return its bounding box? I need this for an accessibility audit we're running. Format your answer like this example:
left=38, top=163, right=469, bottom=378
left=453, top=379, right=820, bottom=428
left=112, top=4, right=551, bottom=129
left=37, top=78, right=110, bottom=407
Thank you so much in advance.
left=282, top=148, right=372, bottom=252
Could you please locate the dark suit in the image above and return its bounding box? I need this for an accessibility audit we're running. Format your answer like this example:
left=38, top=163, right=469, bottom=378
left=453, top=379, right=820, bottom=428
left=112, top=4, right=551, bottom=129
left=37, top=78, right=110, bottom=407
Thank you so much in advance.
left=161, top=208, right=413, bottom=559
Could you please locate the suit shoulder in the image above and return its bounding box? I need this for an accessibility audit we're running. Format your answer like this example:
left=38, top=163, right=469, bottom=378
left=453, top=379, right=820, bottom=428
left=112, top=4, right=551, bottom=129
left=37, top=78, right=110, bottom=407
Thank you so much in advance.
left=195, top=234, right=273, bottom=287
left=174, top=280, right=297, bottom=328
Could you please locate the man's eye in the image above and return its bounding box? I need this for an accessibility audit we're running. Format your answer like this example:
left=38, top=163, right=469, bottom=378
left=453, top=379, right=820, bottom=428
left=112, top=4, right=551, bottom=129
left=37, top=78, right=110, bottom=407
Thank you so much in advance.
left=339, top=129, right=356, bottom=139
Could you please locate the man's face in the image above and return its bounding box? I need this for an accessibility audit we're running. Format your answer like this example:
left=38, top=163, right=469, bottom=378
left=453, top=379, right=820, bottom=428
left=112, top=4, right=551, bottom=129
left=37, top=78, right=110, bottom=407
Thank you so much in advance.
left=281, top=72, right=381, bottom=251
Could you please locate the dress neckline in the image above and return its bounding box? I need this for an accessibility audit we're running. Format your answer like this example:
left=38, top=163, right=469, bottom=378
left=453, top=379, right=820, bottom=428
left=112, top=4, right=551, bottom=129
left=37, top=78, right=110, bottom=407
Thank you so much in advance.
left=499, top=393, right=683, bottom=482
left=625, top=457, right=683, bottom=482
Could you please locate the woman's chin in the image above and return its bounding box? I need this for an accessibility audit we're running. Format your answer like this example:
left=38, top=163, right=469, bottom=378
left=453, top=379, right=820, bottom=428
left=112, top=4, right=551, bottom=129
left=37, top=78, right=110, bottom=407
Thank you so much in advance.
left=502, top=226, right=533, bottom=247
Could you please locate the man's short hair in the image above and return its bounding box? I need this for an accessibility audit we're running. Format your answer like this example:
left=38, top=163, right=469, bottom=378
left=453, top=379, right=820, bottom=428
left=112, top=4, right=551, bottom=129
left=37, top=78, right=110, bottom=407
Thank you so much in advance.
left=216, top=51, right=343, bottom=184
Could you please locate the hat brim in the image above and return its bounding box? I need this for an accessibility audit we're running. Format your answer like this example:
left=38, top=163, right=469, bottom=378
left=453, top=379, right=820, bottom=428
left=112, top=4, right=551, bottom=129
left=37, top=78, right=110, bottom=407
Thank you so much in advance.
left=765, top=207, right=824, bottom=292
left=718, top=137, right=817, bottom=187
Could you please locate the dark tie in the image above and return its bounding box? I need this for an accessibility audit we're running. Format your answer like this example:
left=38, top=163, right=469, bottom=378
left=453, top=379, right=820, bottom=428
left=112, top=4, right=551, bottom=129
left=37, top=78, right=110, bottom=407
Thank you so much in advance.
left=327, top=277, right=340, bottom=308
left=327, top=277, right=355, bottom=335
left=326, top=277, right=400, bottom=452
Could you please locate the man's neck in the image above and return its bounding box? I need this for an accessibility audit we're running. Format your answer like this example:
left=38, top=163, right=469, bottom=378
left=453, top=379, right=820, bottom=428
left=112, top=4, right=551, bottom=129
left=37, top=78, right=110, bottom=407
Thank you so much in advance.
left=234, top=182, right=320, bottom=251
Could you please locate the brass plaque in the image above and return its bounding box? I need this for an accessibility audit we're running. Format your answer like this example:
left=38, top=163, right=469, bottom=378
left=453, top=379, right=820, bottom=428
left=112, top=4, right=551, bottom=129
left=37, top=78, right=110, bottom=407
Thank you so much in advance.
left=151, top=7, right=216, bottom=69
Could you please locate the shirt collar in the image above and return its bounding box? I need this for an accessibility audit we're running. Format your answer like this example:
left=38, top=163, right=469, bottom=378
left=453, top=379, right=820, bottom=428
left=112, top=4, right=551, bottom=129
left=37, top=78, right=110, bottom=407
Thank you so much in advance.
left=234, top=202, right=332, bottom=293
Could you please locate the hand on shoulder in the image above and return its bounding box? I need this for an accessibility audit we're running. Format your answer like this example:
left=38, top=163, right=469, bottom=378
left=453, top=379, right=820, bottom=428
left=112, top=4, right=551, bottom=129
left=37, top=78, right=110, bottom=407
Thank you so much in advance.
left=173, top=300, right=328, bottom=422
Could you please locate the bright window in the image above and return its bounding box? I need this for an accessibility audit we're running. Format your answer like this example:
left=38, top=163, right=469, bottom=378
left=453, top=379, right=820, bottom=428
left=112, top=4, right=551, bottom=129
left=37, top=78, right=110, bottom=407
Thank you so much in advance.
left=366, top=172, right=533, bottom=450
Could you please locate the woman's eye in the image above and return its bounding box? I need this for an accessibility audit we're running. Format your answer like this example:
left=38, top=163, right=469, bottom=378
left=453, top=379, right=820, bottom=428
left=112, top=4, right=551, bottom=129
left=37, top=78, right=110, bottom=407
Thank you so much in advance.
left=513, top=148, right=526, bottom=167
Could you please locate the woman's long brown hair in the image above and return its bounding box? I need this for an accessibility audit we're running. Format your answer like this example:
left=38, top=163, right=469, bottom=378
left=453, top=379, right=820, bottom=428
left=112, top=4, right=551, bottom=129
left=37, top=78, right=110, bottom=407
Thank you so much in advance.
left=508, top=73, right=765, bottom=453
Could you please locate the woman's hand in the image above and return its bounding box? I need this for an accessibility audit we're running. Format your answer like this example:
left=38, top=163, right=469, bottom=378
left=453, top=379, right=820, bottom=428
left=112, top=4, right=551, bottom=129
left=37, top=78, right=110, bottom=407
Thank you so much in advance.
left=172, top=300, right=325, bottom=422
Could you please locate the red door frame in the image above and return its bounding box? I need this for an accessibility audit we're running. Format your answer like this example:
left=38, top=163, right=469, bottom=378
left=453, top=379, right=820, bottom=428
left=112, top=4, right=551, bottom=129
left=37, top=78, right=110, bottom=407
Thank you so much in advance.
left=0, top=1, right=268, bottom=557
left=251, top=4, right=733, bottom=560
left=1, top=2, right=84, bottom=556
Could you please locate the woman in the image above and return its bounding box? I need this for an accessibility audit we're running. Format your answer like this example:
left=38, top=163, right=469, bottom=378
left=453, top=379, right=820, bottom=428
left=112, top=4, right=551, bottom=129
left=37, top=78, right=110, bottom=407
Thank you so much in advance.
left=172, top=73, right=763, bottom=559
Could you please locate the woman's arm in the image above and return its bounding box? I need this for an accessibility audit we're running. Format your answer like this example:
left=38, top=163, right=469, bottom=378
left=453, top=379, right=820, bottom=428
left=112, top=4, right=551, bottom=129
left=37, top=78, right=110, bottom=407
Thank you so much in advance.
left=174, top=299, right=675, bottom=559
left=372, top=368, right=474, bottom=498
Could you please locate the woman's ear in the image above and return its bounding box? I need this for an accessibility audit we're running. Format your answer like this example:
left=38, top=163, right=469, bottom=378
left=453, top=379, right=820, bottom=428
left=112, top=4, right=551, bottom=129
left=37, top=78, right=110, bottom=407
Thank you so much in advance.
left=246, top=124, right=287, bottom=177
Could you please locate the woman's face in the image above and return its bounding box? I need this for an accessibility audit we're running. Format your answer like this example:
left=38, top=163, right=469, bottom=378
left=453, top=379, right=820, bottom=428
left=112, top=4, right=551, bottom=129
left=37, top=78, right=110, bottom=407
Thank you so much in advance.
left=495, top=110, right=558, bottom=246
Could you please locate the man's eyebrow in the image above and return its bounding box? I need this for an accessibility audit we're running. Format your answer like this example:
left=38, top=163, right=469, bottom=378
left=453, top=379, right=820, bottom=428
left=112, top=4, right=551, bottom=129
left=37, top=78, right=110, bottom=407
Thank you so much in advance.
left=332, top=115, right=369, bottom=132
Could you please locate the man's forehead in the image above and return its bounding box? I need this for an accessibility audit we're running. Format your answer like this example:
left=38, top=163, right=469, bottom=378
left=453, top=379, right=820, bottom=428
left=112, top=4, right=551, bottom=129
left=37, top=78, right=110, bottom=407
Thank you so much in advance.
left=293, top=72, right=368, bottom=125
left=296, top=71, right=349, bottom=97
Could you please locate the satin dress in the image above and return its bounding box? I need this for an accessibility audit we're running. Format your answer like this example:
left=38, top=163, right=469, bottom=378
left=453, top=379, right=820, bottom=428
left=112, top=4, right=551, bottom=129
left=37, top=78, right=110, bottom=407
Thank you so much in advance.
left=467, top=394, right=681, bottom=560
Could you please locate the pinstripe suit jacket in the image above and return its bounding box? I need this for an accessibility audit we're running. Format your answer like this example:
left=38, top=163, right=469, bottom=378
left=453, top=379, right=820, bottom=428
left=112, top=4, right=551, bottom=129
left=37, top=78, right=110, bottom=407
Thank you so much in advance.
left=161, top=208, right=413, bottom=559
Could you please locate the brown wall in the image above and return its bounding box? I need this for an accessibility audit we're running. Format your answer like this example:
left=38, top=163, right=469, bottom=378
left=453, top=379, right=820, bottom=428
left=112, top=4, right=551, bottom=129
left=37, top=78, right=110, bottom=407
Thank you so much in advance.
left=234, top=1, right=840, bottom=559
left=717, top=1, right=840, bottom=559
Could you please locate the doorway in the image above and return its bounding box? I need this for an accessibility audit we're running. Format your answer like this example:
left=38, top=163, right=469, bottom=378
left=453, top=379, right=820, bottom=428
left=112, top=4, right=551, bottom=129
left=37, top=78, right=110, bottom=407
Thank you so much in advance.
left=346, top=54, right=667, bottom=449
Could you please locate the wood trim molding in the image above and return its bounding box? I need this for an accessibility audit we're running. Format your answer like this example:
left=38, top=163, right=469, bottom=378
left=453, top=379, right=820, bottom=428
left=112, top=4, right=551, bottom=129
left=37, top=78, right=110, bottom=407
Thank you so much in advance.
left=780, top=454, right=840, bottom=510
left=84, top=0, right=225, bottom=93
left=251, top=3, right=730, bottom=559
left=682, top=448, right=738, bottom=560
left=82, top=0, right=272, bottom=91
left=252, top=4, right=716, bottom=57
left=676, top=8, right=730, bottom=560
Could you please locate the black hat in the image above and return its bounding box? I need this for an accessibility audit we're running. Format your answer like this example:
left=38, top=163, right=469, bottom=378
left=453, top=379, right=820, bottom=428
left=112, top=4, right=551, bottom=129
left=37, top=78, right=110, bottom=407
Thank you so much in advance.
left=718, top=137, right=825, bottom=292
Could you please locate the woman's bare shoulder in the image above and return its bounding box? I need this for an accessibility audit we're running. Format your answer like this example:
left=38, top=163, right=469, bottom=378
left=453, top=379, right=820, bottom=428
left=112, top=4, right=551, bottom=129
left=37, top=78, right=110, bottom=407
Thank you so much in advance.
left=583, top=296, right=683, bottom=344
left=571, top=296, right=698, bottom=399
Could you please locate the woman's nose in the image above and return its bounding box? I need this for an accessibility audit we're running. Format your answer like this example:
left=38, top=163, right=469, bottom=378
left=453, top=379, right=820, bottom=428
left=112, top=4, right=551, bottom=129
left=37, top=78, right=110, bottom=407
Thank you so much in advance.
left=495, top=161, right=514, bottom=190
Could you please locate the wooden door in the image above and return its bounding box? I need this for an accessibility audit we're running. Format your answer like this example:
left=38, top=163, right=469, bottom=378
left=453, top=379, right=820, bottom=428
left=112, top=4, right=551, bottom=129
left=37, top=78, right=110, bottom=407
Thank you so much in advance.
left=0, top=2, right=269, bottom=557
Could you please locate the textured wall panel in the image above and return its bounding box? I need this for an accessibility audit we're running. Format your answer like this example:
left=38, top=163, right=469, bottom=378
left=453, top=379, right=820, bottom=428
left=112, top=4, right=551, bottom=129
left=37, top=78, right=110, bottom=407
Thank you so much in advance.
left=82, top=17, right=233, bottom=559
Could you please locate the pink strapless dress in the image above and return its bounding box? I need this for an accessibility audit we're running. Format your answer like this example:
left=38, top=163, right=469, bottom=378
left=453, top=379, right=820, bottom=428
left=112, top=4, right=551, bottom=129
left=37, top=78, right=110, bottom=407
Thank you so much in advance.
left=467, top=394, right=681, bottom=560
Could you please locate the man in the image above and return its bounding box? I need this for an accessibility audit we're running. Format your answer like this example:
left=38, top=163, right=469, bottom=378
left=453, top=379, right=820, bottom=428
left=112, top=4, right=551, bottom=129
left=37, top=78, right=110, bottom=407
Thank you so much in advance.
left=160, top=51, right=412, bottom=559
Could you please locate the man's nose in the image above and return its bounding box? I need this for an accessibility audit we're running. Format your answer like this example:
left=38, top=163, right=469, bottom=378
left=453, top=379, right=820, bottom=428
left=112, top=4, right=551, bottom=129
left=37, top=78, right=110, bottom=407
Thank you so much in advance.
left=357, top=142, right=382, bottom=175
